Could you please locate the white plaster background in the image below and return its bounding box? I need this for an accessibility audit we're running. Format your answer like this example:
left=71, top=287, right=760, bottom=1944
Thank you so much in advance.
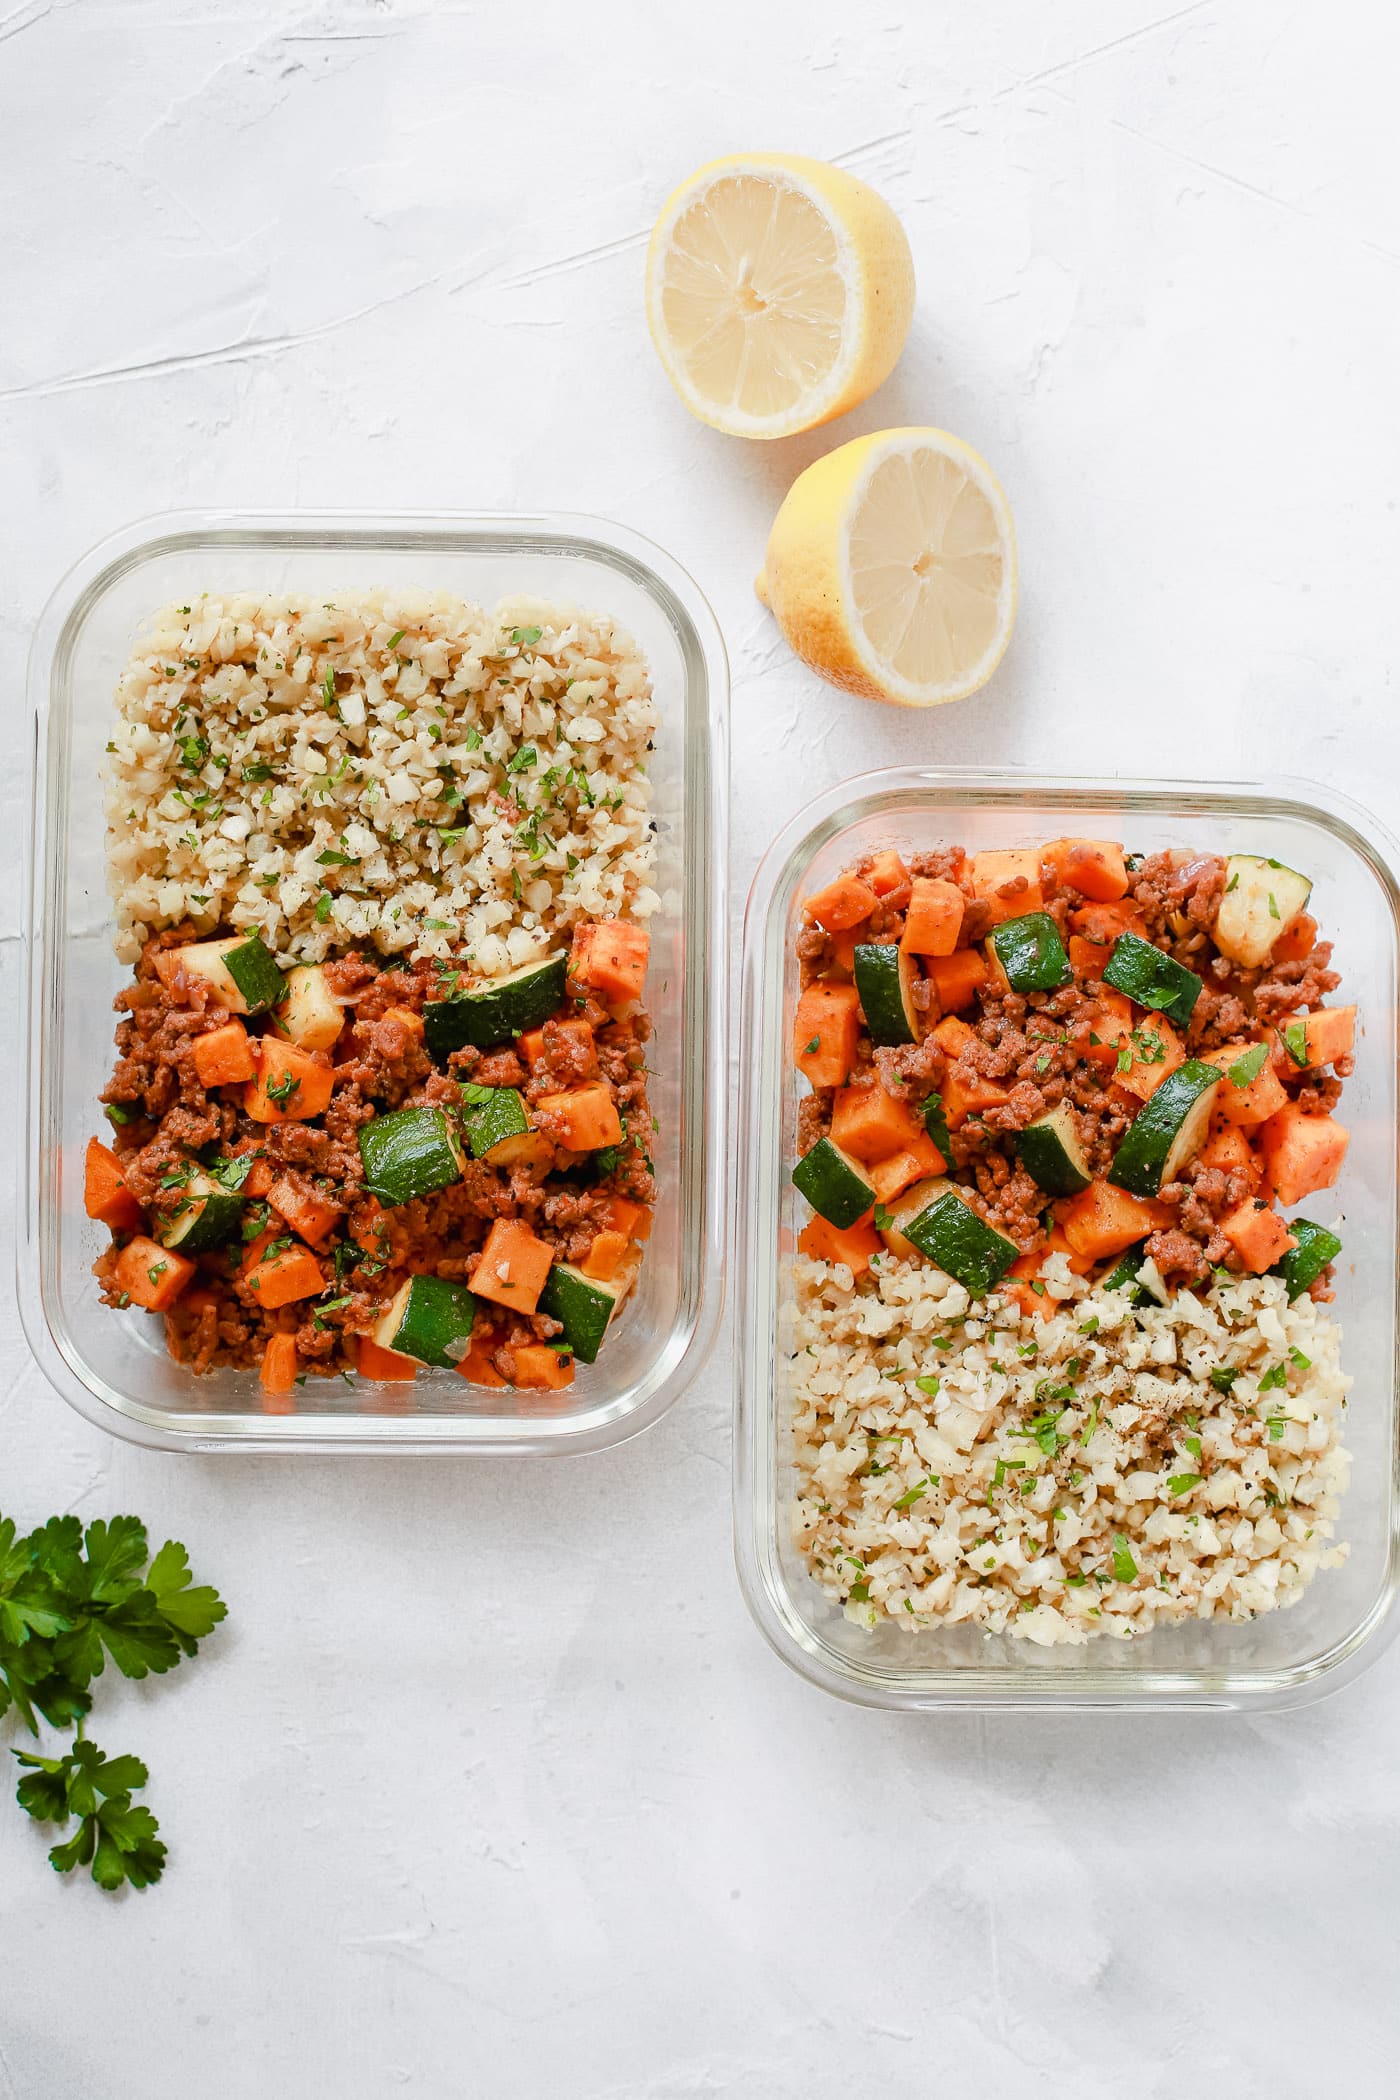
left=2, top=2, right=1400, bottom=2094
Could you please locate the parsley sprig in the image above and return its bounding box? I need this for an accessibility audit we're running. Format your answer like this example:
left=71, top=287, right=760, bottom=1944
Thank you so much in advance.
left=1, top=1510, right=225, bottom=1892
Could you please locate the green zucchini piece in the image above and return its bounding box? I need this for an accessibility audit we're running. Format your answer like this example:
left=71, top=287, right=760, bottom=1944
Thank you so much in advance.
left=423, top=955, right=567, bottom=1057
left=1017, top=1105, right=1091, bottom=1197
left=988, top=912, right=1072, bottom=994
left=358, top=1105, right=465, bottom=1206
left=1100, top=1239, right=1157, bottom=1308
left=156, top=1171, right=243, bottom=1254
left=164, top=932, right=284, bottom=1016
left=877, top=1176, right=952, bottom=1261
left=279, top=962, right=344, bottom=1050
left=921, top=1091, right=953, bottom=1171
left=1107, top=1059, right=1220, bottom=1196
left=538, top=1260, right=632, bottom=1364
left=791, top=1136, right=876, bottom=1230
left=1270, top=1217, right=1342, bottom=1301
left=373, top=1274, right=477, bottom=1367
left=458, top=1084, right=531, bottom=1160
left=1101, top=932, right=1202, bottom=1029
left=1215, top=855, right=1312, bottom=970
left=853, top=942, right=920, bottom=1047
left=903, top=1189, right=1019, bottom=1296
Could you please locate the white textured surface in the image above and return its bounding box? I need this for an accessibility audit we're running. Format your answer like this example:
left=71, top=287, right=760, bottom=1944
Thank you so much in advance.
left=3, top=3, right=1400, bottom=2094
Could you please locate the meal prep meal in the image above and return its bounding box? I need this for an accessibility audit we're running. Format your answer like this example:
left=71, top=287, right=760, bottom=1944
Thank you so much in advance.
left=84, top=591, right=660, bottom=1398
left=785, top=837, right=1354, bottom=1644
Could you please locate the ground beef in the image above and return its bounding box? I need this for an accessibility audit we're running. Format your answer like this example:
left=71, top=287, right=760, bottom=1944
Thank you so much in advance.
left=93, top=934, right=657, bottom=1380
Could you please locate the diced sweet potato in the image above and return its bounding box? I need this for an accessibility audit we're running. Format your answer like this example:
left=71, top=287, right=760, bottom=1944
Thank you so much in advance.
left=113, top=1236, right=195, bottom=1312
left=793, top=982, right=862, bottom=1090
left=1058, top=1180, right=1171, bottom=1261
left=1068, top=934, right=1110, bottom=979
left=1082, top=991, right=1135, bottom=1070
left=1114, top=1016, right=1184, bottom=1102
left=1044, top=837, right=1130, bottom=904
left=864, top=849, right=910, bottom=898
left=192, top=1020, right=257, bottom=1089
left=969, top=849, right=1045, bottom=924
left=1001, top=1249, right=1056, bottom=1321
left=931, top=1014, right=975, bottom=1057
left=535, top=1082, right=623, bottom=1153
left=797, top=1212, right=882, bottom=1278
left=942, top=1068, right=1010, bottom=1129
left=1258, top=1106, right=1350, bottom=1208
left=1070, top=900, right=1146, bottom=945
left=831, top=1083, right=925, bottom=1162
left=901, top=877, right=965, bottom=957
left=599, top=1196, right=649, bottom=1241
left=1302, top=1006, right=1356, bottom=1069
left=1272, top=911, right=1317, bottom=964
left=869, top=1135, right=947, bottom=1203
left=259, top=1333, right=300, bottom=1397
left=1200, top=1042, right=1289, bottom=1127
left=472, top=1217, right=554, bottom=1316
left=803, top=874, right=878, bottom=933
left=512, top=1345, right=576, bottom=1391
left=244, top=1038, right=335, bottom=1123
left=1201, top=1123, right=1261, bottom=1191
left=1221, top=1199, right=1297, bottom=1274
left=267, top=1175, right=340, bottom=1252
left=927, top=950, right=987, bottom=1012
left=456, top=1335, right=507, bottom=1389
left=357, top=1334, right=418, bottom=1382
left=582, top=1230, right=631, bottom=1281
left=84, top=1136, right=142, bottom=1231
left=244, top=1245, right=325, bottom=1310
left=569, top=919, right=650, bottom=1003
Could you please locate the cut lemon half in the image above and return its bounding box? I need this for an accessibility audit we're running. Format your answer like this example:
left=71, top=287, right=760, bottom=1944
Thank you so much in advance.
left=756, top=428, right=1017, bottom=707
left=645, top=152, right=914, bottom=440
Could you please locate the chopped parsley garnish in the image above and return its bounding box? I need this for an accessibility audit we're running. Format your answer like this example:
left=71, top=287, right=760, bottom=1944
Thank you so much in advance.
left=102, top=1103, right=132, bottom=1126
left=1166, top=1472, right=1201, bottom=1497
left=321, top=666, right=337, bottom=709
left=386, top=629, right=405, bottom=649
left=914, top=1374, right=940, bottom=1397
left=264, top=1071, right=301, bottom=1109
left=1257, top=1362, right=1288, bottom=1392
left=1280, top=1019, right=1309, bottom=1067
left=509, top=624, right=543, bottom=647
left=1110, top=1535, right=1138, bottom=1583
left=1209, top=1366, right=1240, bottom=1392
left=315, top=848, right=359, bottom=868
left=1226, top=1042, right=1269, bottom=1089
left=803, top=1036, right=821, bottom=1055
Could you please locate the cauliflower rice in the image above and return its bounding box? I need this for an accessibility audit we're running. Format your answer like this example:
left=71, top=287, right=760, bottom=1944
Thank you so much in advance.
left=786, top=1250, right=1350, bottom=1645
left=104, top=591, right=659, bottom=973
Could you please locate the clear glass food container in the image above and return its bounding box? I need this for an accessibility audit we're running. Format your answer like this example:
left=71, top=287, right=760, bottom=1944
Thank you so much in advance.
left=737, top=768, right=1400, bottom=1710
left=21, top=509, right=728, bottom=1454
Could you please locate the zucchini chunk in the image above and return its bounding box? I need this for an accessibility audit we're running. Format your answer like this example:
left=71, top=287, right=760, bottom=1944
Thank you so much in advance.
left=279, top=963, right=345, bottom=1051
left=1270, top=1217, right=1342, bottom=1301
left=358, top=1105, right=465, bottom=1206
left=987, top=912, right=1072, bottom=995
left=1107, top=1059, right=1220, bottom=1196
left=853, top=942, right=921, bottom=1047
left=159, top=932, right=285, bottom=1016
left=1017, top=1105, right=1091, bottom=1197
left=877, top=1175, right=953, bottom=1261
left=791, top=1136, right=877, bottom=1230
left=902, top=1189, right=1019, bottom=1296
left=1100, top=1239, right=1159, bottom=1308
left=539, top=1257, right=637, bottom=1364
left=373, top=1274, right=477, bottom=1367
left=155, top=1171, right=243, bottom=1254
left=1101, top=932, right=1202, bottom=1030
left=423, top=955, right=568, bottom=1057
left=458, top=1084, right=531, bottom=1161
left=1215, top=855, right=1313, bottom=970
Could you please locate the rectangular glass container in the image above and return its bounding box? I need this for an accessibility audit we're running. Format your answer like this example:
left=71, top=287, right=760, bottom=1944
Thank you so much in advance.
left=737, top=767, right=1400, bottom=1710
left=22, top=509, right=728, bottom=1454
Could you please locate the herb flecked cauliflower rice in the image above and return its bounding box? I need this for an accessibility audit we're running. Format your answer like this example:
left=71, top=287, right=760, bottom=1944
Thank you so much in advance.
left=104, top=591, right=659, bottom=972
left=786, top=1250, right=1350, bottom=1645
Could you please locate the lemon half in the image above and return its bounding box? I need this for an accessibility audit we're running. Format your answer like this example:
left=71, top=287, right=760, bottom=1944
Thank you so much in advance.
left=645, top=152, right=915, bottom=440
left=757, top=428, right=1017, bottom=707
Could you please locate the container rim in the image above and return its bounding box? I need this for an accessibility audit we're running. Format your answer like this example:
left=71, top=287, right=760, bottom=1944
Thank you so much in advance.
left=21, top=505, right=729, bottom=1454
left=735, top=763, right=1400, bottom=1710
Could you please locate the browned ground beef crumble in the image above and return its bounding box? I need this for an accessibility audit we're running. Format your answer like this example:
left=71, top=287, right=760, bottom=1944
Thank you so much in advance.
left=797, top=846, right=1346, bottom=1293
left=94, top=927, right=656, bottom=1381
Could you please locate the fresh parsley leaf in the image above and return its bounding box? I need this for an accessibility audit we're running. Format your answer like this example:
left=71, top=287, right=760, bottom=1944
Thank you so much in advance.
left=1209, top=1366, right=1240, bottom=1392
left=509, top=624, right=542, bottom=647
left=1226, top=1043, right=1268, bottom=1089
left=102, top=1103, right=132, bottom=1126
left=14, top=1738, right=166, bottom=1891
left=1166, top=1473, right=1202, bottom=1497
left=1257, top=1362, right=1288, bottom=1392
left=1110, top=1535, right=1138, bottom=1583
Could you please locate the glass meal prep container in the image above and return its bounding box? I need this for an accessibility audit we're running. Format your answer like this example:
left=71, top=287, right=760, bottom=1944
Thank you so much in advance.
left=21, top=508, right=728, bottom=1455
left=737, top=767, right=1400, bottom=1711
